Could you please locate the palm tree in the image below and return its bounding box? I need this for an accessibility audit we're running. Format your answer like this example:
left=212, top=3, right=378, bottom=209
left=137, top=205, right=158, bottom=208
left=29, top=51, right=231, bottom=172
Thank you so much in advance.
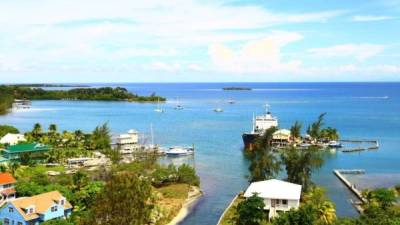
left=290, top=121, right=302, bottom=139
left=49, top=124, right=57, bottom=134
left=91, top=122, right=111, bottom=150
left=306, top=113, right=326, bottom=140
left=281, top=147, right=324, bottom=191
left=317, top=200, right=336, bottom=224
left=32, top=123, right=42, bottom=138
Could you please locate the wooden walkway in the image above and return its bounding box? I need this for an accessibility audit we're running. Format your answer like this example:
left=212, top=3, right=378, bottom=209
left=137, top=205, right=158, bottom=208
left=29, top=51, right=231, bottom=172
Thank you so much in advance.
left=339, top=140, right=379, bottom=153
left=333, top=169, right=366, bottom=204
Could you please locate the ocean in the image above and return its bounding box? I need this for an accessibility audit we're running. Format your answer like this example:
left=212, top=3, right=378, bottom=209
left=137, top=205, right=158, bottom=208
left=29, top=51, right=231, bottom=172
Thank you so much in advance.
left=1, top=82, right=400, bottom=224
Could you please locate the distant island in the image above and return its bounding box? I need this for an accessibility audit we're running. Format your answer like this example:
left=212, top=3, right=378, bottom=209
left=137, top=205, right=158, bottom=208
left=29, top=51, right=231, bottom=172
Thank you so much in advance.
left=0, top=85, right=166, bottom=115
left=6, top=83, right=90, bottom=88
left=222, top=87, right=252, bottom=91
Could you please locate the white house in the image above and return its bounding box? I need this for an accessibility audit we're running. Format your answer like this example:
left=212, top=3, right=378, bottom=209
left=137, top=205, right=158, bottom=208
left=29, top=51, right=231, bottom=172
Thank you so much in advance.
left=0, top=134, right=26, bottom=146
left=244, top=179, right=302, bottom=219
left=272, top=129, right=292, bottom=146
left=0, top=173, right=17, bottom=204
left=112, top=129, right=140, bottom=152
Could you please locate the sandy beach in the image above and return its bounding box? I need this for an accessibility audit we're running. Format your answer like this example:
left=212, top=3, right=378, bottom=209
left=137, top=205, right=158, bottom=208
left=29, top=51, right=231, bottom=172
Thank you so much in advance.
left=167, top=186, right=203, bottom=225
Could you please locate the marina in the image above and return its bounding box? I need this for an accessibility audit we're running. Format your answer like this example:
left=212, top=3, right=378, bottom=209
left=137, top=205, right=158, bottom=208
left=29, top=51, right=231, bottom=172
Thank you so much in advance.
left=1, top=82, right=400, bottom=224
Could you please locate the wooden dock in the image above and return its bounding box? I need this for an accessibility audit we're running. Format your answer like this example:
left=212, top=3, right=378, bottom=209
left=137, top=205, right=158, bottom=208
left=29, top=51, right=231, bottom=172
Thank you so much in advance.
left=339, top=140, right=379, bottom=153
left=333, top=169, right=366, bottom=204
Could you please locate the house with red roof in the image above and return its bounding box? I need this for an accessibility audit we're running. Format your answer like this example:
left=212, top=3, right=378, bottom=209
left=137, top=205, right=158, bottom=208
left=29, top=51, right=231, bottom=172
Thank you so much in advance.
left=0, top=173, right=17, bottom=203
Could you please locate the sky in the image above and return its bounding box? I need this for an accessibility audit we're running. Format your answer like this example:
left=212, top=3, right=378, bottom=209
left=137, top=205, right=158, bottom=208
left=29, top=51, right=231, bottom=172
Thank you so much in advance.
left=0, top=0, right=400, bottom=83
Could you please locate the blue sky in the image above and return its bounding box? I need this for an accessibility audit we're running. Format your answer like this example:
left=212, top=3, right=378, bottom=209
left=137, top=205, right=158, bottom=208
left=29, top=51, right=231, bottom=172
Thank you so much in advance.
left=0, top=0, right=399, bottom=83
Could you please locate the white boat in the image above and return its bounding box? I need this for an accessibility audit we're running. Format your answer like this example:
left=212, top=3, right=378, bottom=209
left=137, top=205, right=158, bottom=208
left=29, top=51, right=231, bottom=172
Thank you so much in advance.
left=165, top=146, right=195, bottom=156
left=154, top=98, right=165, bottom=113
left=328, top=140, right=342, bottom=148
left=214, top=108, right=223, bottom=112
left=174, top=98, right=184, bottom=110
left=228, top=99, right=235, bottom=104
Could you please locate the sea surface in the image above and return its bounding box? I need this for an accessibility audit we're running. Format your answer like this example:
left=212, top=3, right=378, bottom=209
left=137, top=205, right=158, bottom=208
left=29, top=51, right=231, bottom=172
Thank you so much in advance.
left=1, top=82, right=400, bottom=224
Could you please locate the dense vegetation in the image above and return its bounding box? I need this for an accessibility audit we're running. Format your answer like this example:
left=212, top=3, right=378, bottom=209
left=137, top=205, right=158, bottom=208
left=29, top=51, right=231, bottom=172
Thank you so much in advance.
left=223, top=87, right=252, bottom=91
left=0, top=85, right=166, bottom=114
left=1, top=122, right=200, bottom=225
left=229, top=114, right=400, bottom=225
left=0, top=124, right=19, bottom=138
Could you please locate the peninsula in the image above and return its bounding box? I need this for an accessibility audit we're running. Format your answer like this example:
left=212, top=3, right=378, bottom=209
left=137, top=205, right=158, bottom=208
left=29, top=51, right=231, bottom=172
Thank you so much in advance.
left=0, top=85, right=166, bottom=114
left=222, top=87, right=252, bottom=91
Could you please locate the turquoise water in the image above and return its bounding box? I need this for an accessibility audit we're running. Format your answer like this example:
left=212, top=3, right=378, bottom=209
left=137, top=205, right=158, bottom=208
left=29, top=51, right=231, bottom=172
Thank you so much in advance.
left=1, top=82, right=400, bottom=224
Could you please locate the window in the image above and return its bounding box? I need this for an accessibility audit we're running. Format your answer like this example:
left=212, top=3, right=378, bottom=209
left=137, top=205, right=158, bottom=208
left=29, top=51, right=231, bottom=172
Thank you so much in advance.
left=60, top=199, right=65, bottom=205
left=51, top=206, right=58, bottom=212
left=282, top=199, right=288, bottom=205
left=29, top=208, right=34, bottom=213
left=4, top=218, right=9, bottom=225
left=8, top=207, right=13, bottom=213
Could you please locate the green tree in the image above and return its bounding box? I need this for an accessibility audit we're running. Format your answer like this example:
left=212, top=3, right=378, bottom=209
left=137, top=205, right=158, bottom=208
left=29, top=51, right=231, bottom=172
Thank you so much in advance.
left=290, top=121, right=302, bottom=139
left=177, top=164, right=200, bottom=186
left=281, top=147, right=323, bottom=192
left=0, top=125, right=19, bottom=138
left=73, top=170, right=90, bottom=191
left=236, top=194, right=266, bottom=225
left=306, top=113, right=326, bottom=140
left=273, top=204, right=317, bottom=225
left=42, top=219, right=74, bottom=225
left=320, top=127, right=340, bottom=141
left=248, top=127, right=281, bottom=182
left=8, top=161, right=20, bottom=176
left=49, top=124, right=57, bottom=134
left=82, top=172, right=154, bottom=225
left=32, top=123, right=42, bottom=138
left=91, top=122, right=111, bottom=150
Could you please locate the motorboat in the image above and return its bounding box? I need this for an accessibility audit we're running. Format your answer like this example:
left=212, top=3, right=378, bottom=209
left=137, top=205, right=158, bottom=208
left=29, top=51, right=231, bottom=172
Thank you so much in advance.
left=165, top=146, right=194, bottom=156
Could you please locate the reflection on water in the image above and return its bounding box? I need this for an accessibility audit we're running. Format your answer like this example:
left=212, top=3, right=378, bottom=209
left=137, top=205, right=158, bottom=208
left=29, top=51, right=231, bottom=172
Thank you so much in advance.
left=345, top=173, right=400, bottom=190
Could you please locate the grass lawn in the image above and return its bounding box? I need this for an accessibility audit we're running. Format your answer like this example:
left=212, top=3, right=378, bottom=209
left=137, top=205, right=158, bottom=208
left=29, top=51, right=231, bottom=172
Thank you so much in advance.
left=155, top=183, right=191, bottom=225
left=219, top=195, right=244, bottom=225
left=15, top=164, right=65, bottom=179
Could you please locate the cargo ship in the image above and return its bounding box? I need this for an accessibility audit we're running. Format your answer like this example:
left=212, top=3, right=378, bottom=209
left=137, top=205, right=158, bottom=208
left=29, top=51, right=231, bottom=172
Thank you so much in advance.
left=242, top=105, right=278, bottom=150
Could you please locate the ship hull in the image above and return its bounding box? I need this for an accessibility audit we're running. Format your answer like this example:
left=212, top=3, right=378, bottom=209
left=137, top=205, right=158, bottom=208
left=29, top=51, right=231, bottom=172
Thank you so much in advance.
left=242, top=133, right=261, bottom=150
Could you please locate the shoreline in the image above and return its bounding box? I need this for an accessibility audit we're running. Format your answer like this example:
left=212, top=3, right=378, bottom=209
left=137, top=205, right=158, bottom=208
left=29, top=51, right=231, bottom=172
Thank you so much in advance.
left=166, top=186, right=203, bottom=225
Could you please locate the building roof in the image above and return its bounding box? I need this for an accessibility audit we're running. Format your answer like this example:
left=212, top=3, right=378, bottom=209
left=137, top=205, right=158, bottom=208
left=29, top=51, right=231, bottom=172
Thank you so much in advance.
left=5, top=143, right=50, bottom=153
left=0, top=133, right=26, bottom=144
left=0, top=173, right=17, bottom=185
left=11, top=191, right=72, bottom=221
left=273, top=129, right=291, bottom=136
left=244, top=179, right=302, bottom=200
left=1, top=188, right=16, bottom=195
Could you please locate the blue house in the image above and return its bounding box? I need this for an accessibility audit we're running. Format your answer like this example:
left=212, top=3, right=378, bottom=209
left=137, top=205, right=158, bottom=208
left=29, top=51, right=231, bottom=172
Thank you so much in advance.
left=0, top=191, right=72, bottom=225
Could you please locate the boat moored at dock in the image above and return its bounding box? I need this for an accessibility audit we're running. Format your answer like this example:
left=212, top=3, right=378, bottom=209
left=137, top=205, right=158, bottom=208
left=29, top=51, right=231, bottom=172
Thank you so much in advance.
left=242, top=104, right=278, bottom=150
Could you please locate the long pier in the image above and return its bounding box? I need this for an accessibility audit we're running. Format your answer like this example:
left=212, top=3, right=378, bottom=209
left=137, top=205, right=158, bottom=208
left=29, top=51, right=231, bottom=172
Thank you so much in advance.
left=333, top=169, right=366, bottom=204
left=339, top=140, right=379, bottom=153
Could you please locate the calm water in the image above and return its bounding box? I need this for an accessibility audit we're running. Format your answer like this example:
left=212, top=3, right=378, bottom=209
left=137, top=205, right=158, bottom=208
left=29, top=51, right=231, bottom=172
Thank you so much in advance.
left=1, top=82, right=400, bottom=224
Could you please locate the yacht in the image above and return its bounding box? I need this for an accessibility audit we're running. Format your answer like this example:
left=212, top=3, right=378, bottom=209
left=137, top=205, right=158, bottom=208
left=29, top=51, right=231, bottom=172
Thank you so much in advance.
left=328, top=140, right=342, bottom=148
left=165, top=146, right=195, bottom=156
left=214, top=108, right=224, bottom=113
left=242, top=104, right=278, bottom=150
left=154, top=98, right=165, bottom=113
left=174, top=98, right=184, bottom=110
left=228, top=99, right=235, bottom=104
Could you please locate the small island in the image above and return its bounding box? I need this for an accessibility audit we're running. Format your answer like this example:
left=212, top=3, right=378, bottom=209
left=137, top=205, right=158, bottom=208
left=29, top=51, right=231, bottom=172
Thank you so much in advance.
left=0, top=85, right=166, bottom=115
left=222, top=87, right=252, bottom=91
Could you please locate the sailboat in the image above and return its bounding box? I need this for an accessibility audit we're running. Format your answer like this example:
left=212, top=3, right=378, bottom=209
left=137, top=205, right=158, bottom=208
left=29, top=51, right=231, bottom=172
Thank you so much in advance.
left=174, top=97, right=184, bottom=110
left=154, top=98, right=165, bottom=113
left=214, top=101, right=224, bottom=112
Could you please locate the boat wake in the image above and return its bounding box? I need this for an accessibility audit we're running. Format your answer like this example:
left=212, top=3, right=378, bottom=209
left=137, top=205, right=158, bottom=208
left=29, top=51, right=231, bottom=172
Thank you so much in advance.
left=354, top=96, right=389, bottom=99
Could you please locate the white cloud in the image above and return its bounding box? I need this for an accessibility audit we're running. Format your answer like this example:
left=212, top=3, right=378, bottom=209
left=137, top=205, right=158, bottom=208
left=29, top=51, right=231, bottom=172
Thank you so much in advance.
left=209, top=31, right=303, bottom=73
left=0, top=0, right=345, bottom=74
left=352, top=15, right=393, bottom=22
left=308, top=44, right=386, bottom=61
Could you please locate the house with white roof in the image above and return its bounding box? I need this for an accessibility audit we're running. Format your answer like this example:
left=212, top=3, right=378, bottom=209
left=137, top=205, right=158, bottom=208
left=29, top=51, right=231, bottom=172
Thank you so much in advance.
left=0, top=134, right=26, bottom=146
left=244, top=179, right=302, bottom=219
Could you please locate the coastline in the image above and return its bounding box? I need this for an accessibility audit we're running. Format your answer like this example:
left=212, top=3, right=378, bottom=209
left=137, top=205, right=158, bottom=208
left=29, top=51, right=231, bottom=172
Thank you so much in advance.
left=166, top=186, right=203, bottom=225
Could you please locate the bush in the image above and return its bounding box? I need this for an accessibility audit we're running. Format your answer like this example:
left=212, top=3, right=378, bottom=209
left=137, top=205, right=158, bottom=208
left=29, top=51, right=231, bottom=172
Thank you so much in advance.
left=236, top=194, right=266, bottom=225
left=177, top=164, right=200, bottom=186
